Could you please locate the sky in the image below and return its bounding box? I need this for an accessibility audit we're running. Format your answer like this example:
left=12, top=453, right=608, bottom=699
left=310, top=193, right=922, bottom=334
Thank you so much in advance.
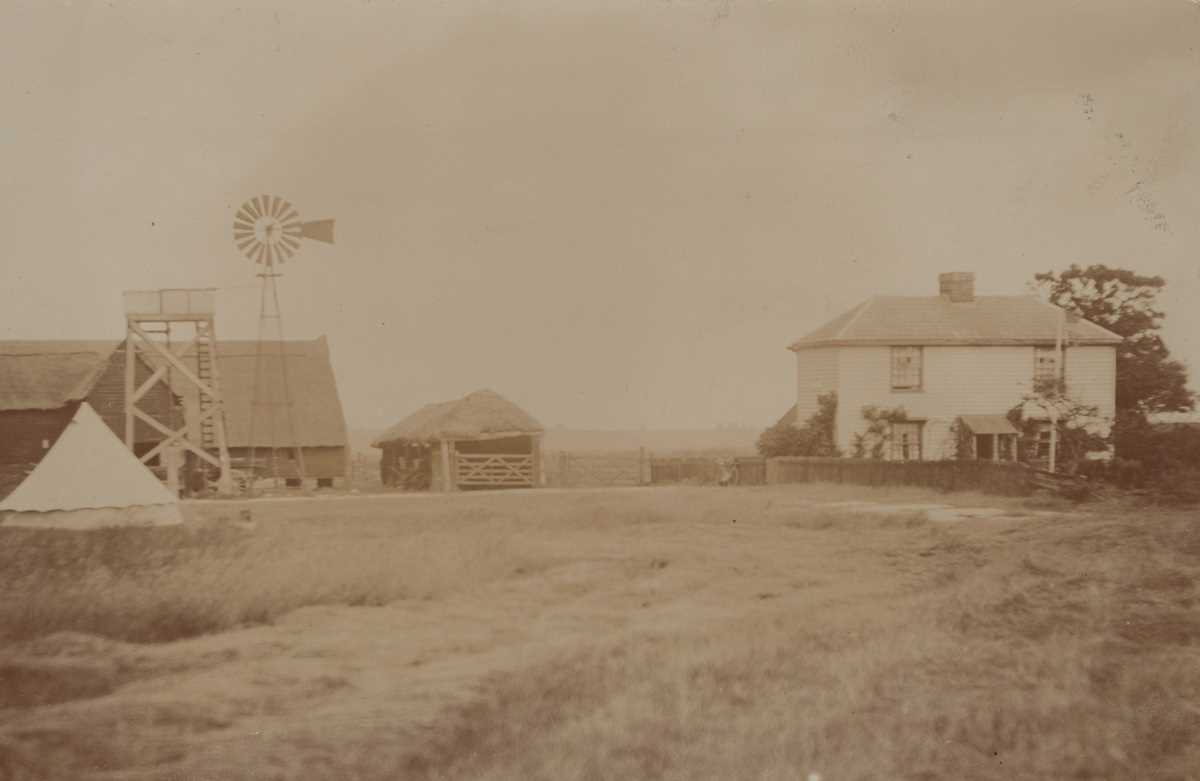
left=2, top=0, right=1199, bottom=431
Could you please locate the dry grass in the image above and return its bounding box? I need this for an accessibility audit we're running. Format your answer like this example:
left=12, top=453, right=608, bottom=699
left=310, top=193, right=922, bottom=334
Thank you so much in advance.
left=0, top=485, right=1197, bottom=780
left=0, top=499, right=538, bottom=645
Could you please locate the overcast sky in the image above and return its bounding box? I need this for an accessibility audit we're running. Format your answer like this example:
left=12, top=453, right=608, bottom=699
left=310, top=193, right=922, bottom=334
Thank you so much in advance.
left=3, top=0, right=1199, bottom=430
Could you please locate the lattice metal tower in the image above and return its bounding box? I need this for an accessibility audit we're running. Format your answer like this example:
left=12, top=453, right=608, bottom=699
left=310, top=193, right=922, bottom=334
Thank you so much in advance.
left=232, top=195, right=334, bottom=493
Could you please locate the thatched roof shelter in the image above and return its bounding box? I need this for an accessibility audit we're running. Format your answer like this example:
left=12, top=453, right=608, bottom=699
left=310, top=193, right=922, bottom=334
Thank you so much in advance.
left=372, top=390, right=544, bottom=492
left=372, top=389, right=542, bottom=447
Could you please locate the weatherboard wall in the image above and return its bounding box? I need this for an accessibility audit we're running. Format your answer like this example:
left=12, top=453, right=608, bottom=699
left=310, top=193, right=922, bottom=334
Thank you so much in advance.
left=88, top=347, right=179, bottom=445
left=793, top=347, right=838, bottom=427
left=818, top=345, right=1116, bottom=460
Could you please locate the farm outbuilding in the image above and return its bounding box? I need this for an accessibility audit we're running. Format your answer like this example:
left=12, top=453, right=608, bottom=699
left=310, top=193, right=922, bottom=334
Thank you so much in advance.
left=0, top=341, right=182, bottom=500
left=372, top=390, right=544, bottom=492
left=159, top=337, right=351, bottom=488
left=0, top=402, right=183, bottom=528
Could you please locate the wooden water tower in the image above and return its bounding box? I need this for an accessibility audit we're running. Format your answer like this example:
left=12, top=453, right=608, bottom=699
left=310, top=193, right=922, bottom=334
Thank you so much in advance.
left=122, top=288, right=235, bottom=494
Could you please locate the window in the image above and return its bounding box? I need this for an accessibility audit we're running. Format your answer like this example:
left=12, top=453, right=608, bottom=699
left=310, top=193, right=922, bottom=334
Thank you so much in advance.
left=1034, top=347, right=1061, bottom=384
left=1035, top=422, right=1053, bottom=459
left=890, top=347, right=922, bottom=390
left=891, top=421, right=924, bottom=461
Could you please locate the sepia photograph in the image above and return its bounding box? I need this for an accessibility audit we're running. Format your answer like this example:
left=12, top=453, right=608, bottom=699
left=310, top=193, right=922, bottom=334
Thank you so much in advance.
left=1, top=0, right=1199, bottom=778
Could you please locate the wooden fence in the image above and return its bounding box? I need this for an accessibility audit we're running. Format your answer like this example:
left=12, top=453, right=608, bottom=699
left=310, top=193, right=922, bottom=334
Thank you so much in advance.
left=544, top=451, right=647, bottom=488
left=647, top=457, right=767, bottom=486
left=766, top=457, right=1033, bottom=496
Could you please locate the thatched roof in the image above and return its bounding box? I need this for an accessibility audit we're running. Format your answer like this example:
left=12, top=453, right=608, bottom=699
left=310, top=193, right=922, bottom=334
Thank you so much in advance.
left=0, top=341, right=119, bottom=411
left=156, top=338, right=348, bottom=449
left=372, top=390, right=543, bottom=447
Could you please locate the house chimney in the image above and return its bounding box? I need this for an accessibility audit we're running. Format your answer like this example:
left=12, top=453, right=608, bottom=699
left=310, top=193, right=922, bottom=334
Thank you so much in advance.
left=938, top=272, right=975, bottom=303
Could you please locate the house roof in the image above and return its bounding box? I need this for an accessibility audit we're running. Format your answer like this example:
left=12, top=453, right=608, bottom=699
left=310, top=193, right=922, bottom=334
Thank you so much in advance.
left=789, top=296, right=1123, bottom=350
left=160, top=338, right=348, bottom=449
left=372, top=389, right=543, bottom=446
left=0, top=341, right=121, bottom=411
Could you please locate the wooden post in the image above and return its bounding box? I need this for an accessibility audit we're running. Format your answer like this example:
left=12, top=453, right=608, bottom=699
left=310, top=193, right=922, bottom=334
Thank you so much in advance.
left=440, top=439, right=453, bottom=492
left=124, top=332, right=136, bottom=448
left=164, top=445, right=181, bottom=496
left=992, top=434, right=1000, bottom=462
left=531, top=434, right=543, bottom=487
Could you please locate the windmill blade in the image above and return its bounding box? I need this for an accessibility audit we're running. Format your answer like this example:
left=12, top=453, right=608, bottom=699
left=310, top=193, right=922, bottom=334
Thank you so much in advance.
left=300, top=219, right=335, bottom=244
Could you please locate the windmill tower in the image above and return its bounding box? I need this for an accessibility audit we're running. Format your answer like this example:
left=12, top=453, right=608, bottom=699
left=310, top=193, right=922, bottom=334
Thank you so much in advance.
left=232, top=195, right=335, bottom=492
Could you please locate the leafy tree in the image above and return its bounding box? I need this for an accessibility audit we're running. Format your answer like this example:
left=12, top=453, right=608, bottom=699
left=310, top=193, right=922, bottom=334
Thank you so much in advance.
left=1033, top=264, right=1194, bottom=414
left=757, top=392, right=839, bottom=458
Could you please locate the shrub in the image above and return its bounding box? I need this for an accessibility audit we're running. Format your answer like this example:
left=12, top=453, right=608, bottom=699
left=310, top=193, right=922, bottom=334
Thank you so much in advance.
left=757, top=393, right=838, bottom=458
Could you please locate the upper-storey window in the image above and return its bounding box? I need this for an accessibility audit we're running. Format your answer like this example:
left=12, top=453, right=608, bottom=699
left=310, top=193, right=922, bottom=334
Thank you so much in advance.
left=1034, top=347, right=1060, bottom=384
left=890, top=346, right=922, bottom=391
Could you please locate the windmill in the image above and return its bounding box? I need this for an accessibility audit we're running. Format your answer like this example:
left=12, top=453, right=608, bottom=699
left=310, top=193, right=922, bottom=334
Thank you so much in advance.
left=232, top=195, right=334, bottom=492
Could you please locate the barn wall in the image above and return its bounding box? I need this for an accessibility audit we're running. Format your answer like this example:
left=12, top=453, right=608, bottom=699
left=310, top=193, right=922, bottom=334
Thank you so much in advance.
left=86, top=348, right=179, bottom=445
left=454, top=436, right=534, bottom=455
left=0, top=406, right=76, bottom=500
left=228, top=446, right=348, bottom=479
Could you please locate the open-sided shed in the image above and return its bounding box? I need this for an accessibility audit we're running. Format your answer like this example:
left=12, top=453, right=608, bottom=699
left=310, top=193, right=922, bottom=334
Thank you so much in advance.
left=372, top=389, right=544, bottom=492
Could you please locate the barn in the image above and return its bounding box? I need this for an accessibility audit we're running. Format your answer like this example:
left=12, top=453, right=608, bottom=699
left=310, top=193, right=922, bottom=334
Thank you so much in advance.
left=0, top=341, right=181, bottom=501
left=166, top=337, right=350, bottom=488
left=372, top=389, right=544, bottom=492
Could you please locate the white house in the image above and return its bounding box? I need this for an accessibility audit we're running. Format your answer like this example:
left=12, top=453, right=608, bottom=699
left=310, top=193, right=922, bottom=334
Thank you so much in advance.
left=788, top=272, right=1122, bottom=462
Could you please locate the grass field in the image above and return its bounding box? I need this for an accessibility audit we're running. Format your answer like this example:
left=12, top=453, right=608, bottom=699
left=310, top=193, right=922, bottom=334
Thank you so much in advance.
left=0, top=485, right=1197, bottom=780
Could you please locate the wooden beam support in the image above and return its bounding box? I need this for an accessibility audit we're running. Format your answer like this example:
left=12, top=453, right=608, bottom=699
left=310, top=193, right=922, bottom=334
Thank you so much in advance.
left=131, top=339, right=196, bottom=404
left=134, top=409, right=221, bottom=469
left=128, top=321, right=217, bottom=400
left=124, top=333, right=136, bottom=448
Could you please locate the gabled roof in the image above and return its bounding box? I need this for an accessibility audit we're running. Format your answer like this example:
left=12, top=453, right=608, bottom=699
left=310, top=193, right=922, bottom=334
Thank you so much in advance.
left=0, top=341, right=121, bottom=411
left=789, top=296, right=1123, bottom=350
left=372, top=389, right=543, bottom=447
left=159, top=338, right=348, bottom=449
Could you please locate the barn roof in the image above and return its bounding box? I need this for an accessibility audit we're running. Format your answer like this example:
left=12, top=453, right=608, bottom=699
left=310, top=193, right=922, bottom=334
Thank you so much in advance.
left=789, top=296, right=1122, bottom=350
left=0, top=341, right=121, bottom=411
left=372, top=389, right=543, bottom=446
left=161, top=337, right=348, bottom=449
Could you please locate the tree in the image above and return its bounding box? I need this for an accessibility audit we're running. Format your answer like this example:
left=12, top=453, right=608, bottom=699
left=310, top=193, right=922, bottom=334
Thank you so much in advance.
left=1033, top=264, right=1194, bottom=414
left=1008, top=385, right=1109, bottom=474
left=757, top=392, right=839, bottom=458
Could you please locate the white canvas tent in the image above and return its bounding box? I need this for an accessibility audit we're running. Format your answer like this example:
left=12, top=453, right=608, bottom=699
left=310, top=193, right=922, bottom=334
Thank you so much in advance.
left=0, top=402, right=183, bottom=528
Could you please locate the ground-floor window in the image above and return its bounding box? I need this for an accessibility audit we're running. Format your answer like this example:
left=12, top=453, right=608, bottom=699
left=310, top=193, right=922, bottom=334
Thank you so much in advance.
left=1035, top=422, right=1053, bottom=459
left=890, top=421, right=923, bottom=461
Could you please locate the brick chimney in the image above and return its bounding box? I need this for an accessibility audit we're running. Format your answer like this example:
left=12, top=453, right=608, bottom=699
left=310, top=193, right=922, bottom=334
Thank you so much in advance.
left=938, top=272, right=975, bottom=303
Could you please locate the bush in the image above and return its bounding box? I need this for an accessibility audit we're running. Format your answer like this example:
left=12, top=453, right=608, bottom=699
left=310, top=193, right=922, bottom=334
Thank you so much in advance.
left=757, top=392, right=838, bottom=458
left=1146, top=466, right=1200, bottom=506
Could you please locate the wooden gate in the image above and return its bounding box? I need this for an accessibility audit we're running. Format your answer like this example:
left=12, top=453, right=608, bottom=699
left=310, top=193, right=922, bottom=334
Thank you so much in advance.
left=455, top=453, right=534, bottom=488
